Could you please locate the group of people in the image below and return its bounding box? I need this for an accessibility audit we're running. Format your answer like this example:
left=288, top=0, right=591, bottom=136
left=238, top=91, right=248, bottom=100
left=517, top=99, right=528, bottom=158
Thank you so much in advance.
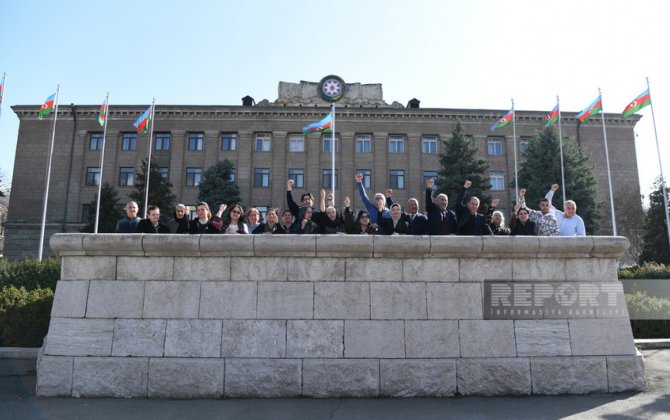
left=115, top=176, right=586, bottom=237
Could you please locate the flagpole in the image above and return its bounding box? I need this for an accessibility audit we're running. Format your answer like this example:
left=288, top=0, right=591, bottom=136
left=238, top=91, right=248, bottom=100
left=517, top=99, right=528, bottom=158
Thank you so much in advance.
left=143, top=98, right=156, bottom=218
left=94, top=92, right=110, bottom=233
left=0, top=72, right=6, bottom=122
left=646, top=77, right=670, bottom=249
left=38, top=85, right=60, bottom=260
left=557, top=95, right=566, bottom=204
left=331, top=104, right=336, bottom=200
left=598, top=88, right=617, bottom=236
left=511, top=99, right=518, bottom=200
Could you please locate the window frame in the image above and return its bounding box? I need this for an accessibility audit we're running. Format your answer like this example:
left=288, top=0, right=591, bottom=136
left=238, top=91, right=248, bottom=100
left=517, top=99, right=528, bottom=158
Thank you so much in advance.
left=255, top=133, right=272, bottom=152
left=355, top=134, right=372, bottom=153
left=89, top=133, right=104, bottom=151
left=322, top=134, right=340, bottom=153
left=185, top=167, right=202, bottom=187
left=389, top=169, right=405, bottom=189
left=288, top=168, right=305, bottom=188
left=421, top=135, right=438, bottom=154
left=155, top=133, right=171, bottom=151
left=121, top=133, right=137, bottom=151
left=487, top=137, right=503, bottom=156
left=85, top=166, right=100, bottom=186
left=389, top=135, right=405, bottom=154
left=356, top=169, right=372, bottom=189
left=118, top=167, right=134, bottom=186
left=490, top=171, right=505, bottom=191
left=188, top=132, right=204, bottom=151
left=221, top=132, right=237, bottom=151
left=322, top=169, right=339, bottom=189
left=254, top=168, right=270, bottom=188
left=288, top=135, right=305, bottom=153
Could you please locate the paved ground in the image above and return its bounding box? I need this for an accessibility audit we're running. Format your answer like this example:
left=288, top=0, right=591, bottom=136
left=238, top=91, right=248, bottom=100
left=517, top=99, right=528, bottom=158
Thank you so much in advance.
left=1, top=350, right=669, bottom=420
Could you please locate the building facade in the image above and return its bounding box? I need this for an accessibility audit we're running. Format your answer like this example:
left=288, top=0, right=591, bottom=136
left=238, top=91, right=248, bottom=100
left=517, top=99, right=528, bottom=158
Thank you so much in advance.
left=5, top=79, right=643, bottom=260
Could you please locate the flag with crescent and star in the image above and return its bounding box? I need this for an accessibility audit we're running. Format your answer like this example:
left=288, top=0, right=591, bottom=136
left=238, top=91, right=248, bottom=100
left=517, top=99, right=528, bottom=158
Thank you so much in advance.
left=542, top=104, right=559, bottom=128
left=98, top=98, right=108, bottom=127
left=133, top=105, right=152, bottom=134
left=38, top=93, right=56, bottom=120
left=622, top=89, right=651, bottom=118
left=491, top=108, right=514, bottom=132
left=302, top=111, right=333, bottom=136
left=576, top=96, right=602, bottom=123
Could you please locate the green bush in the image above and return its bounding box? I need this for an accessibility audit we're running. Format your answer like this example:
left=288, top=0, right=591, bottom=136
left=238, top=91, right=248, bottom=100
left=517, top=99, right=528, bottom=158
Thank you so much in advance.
left=0, top=258, right=60, bottom=291
left=0, top=286, right=54, bottom=347
left=630, top=320, right=670, bottom=339
left=619, top=262, right=670, bottom=279
left=626, top=291, right=670, bottom=339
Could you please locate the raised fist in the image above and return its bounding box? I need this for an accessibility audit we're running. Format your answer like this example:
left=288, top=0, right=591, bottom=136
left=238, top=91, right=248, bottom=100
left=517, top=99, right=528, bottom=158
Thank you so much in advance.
left=355, top=173, right=363, bottom=183
left=491, top=198, right=500, bottom=207
left=385, top=188, right=393, bottom=198
left=464, top=180, right=472, bottom=189
left=426, top=178, right=434, bottom=189
left=551, top=183, right=559, bottom=192
left=519, top=188, right=526, bottom=197
left=287, top=179, right=294, bottom=190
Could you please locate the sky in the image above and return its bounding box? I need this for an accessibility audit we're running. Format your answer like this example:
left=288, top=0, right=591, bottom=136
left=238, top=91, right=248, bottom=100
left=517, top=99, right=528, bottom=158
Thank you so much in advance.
left=0, top=0, right=668, bottom=201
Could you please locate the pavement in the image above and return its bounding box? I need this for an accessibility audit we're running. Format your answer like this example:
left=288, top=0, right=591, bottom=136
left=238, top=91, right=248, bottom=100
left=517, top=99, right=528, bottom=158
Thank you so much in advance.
left=1, top=345, right=669, bottom=420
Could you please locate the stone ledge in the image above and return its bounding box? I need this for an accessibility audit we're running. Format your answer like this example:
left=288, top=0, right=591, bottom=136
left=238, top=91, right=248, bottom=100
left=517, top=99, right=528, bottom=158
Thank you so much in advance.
left=50, top=234, right=630, bottom=259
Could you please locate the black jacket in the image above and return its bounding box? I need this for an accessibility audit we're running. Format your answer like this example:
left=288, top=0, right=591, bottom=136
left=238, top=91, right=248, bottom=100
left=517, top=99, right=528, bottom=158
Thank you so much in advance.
left=455, top=188, right=493, bottom=236
left=425, top=188, right=457, bottom=235
left=137, top=219, right=170, bottom=234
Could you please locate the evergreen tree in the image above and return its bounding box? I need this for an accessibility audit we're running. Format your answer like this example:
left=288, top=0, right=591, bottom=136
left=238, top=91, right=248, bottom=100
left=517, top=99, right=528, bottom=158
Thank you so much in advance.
left=435, top=121, right=491, bottom=209
left=129, top=157, right=177, bottom=221
left=81, top=182, right=123, bottom=233
left=198, top=159, right=242, bottom=210
left=640, top=178, right=670, bottom=264
left=517, top=126, right=600, bottom=233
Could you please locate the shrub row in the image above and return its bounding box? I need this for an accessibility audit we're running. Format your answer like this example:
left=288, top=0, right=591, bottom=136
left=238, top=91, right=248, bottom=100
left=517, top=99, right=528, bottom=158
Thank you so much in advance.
left=619, top=262, right=670, bottom=279
left=0, top=258, right=60, bottom=291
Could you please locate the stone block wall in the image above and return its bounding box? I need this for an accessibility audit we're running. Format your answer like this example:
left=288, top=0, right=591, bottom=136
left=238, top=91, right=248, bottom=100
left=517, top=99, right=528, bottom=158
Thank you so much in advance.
left=37, top=234, right=644, bottom=398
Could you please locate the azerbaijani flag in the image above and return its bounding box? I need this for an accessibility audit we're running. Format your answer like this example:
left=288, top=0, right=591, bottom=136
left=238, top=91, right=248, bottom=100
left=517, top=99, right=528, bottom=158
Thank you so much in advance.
left=576, top=96, right=602, bottom=123
left=542, top=104, right=559, bottom=128
left=622, top=89, right=651, bottom=118
left=38, top=93, right=56, bottom=120
left=303, top=111, right=333, bottom=136
left=490, top=108, right=514, bottom=132
left=0, top=81, right=4, bottom=105
left=98, top=98, right=108, bottom=127
left=133, top=105, right=152, bottom=134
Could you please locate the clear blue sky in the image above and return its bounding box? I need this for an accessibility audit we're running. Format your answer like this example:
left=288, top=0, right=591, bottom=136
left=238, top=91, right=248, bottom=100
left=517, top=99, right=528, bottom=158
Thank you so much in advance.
left=1, top=0, right=668, bottom=200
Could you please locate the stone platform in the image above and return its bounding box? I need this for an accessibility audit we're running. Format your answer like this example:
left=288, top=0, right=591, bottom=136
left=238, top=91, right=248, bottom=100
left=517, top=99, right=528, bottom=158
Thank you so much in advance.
left=36, top=234, right=644, bottom=398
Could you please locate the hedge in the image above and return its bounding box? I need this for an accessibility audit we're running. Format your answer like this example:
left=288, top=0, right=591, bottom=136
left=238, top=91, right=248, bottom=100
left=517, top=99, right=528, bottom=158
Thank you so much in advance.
left=619, top=262, right=670, bottom=279
left=0, top=286, right=54, bottom=347
left=0, top=258, right=60, bottom=291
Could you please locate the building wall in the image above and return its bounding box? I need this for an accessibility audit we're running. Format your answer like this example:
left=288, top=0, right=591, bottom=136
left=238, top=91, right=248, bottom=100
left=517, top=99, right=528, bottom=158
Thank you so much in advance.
left=6, top=104, right=643, bottom=260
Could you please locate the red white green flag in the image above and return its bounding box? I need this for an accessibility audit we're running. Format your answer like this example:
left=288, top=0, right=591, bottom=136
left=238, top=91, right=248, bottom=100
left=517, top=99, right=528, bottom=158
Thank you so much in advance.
left=133, top=105, right=152, bottom=134
left=622, top=89, right=651, bottom=118
left=491, top=108, right=514, bottom=132
left=98, top=98, right=108, bottom=126
left=38, top=93, right=56, bottom=120
left=302, top=111, right=333, bottom=136
left=542, top=104, right=559, bottom=128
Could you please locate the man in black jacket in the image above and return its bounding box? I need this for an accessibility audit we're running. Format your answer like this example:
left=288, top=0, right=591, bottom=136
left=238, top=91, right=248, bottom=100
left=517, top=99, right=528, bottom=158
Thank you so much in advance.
left=137, top=205, right=170, bottom=234
left=384, top=189, right=429, bottom=235
left=425, top=179, right=457, bottom=235
left=456, top=180, right=493, bottom=236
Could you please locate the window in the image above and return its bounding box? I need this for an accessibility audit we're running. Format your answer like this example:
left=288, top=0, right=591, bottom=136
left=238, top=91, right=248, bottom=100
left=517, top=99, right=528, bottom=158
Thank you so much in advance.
left=323, top=134, right=339, bottom=153
left=422, top=135, right=438, bottom=154
left=186, top=167, right=202, bottom=187
left=119, top=167, right=134, bottom=186
left=85, top=167, right=100, bottom=186
left=255, top=133, right=271, bottom=152
left=322, top=169, right=339, bottom=188
left=389, top=135, right=405, bottom=153
left=288, top=135, right=304, bottom=152
left=159, top=167, right=169, bottom=180
left=490, top=171, right=505, bottom=191
left=188, top=132, right=204, bottom=151
left=89, top=133, right=104, bottom=150
left=357, top=169, right=372, bottom=189
left=519, top=137, right=531, bottom=156
left=389, top=169, right=405, bottom=189
left=487, top=137, right=503, bottom=156
left=155, top=133, right=170, bottom=151
left=189, top=206, right=197, bottom=221
left=221, top=133, right=237, bottom=151
left=122, top=133, right=137, bottom=151
left=423, top=171, right=438, bottom=190
left=288, top=168, right=304, bottom=188
left=355, top=134, right=372, bottom=153
left=254, top=168, right=270, bottom=188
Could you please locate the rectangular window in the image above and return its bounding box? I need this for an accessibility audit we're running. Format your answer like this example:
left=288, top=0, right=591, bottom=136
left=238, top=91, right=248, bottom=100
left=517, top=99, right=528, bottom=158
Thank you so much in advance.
left=255, top=133, right=271, bottom=152
left=221, top=133, right=237, bottom=151
left=188, top=132, right=204, bottom=151
left=389, top=135, right=405, bottom=153
left=288, top=135, right=304, bottom=152
left=423, top=171, right=438, bottom=190
left=89, top=133, right=104, bottom=150
left=322, top=169, right=339, bottom=188
left=186, top=167, right=202, bottom=187
left=122, top=133, right=137, bottom=151
left=323, top=135, right=339, bottom=153
left=519, top=137, right=531, bottom=156
left=355, top=134, right=372, bottom=153
left=422, top=135, right=438, bottom=154
left=85, top=167, right=100, bottom=186
left=288, top=168, right=305, bottom=188
left=159, top=167, right=169, bottom=180
left=487, top=137, right=503, bottom=156
left=254, top=168, right=270, bottom=188
left=155, top=133, right=170, bottom=151
left=389, top=169, right=405, bottom=189
left=490, top=171, right=505, bottom=191
left=119, top=167, right=134, bottom=186
left=357, top=169, right=372, bottom=189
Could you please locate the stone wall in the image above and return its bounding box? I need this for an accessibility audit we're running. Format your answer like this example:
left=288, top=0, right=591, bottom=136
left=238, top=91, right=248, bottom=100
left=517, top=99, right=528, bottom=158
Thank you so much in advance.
left=36, top=234, right=645, bottom=398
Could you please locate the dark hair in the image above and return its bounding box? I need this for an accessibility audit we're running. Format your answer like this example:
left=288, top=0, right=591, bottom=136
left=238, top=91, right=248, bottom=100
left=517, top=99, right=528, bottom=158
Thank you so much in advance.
left=282, top=209, right=292, bottom=216
left=300, top=193, right=314, bottom=202
left=517, top=207, right=530, bottom=215
left=539, top=198, right=550, bottom=205
left=147, top=205, right=159, bottom=215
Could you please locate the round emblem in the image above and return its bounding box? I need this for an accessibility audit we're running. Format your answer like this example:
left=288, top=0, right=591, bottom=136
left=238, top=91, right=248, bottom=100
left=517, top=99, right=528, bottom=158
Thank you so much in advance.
left=319, top=75, right=345, bottom=102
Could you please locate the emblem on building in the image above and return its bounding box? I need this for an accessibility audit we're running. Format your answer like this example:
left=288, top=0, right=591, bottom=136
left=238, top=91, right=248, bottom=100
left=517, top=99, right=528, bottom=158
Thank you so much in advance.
left=318, top=75, right=345, bottom=102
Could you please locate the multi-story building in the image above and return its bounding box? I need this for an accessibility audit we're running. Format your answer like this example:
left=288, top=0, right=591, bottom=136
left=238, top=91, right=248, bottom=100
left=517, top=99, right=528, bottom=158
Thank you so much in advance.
left=5, top=77, right=643, bottom=260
